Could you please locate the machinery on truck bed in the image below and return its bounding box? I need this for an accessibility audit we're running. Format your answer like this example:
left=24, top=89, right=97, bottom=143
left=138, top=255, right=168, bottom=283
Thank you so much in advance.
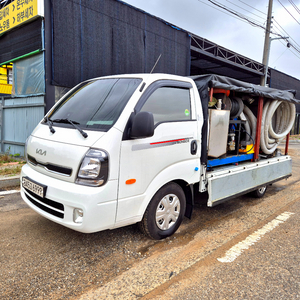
left=193, top=74, right=296, bottom=207
left=20, top=73, right=298, bottom=239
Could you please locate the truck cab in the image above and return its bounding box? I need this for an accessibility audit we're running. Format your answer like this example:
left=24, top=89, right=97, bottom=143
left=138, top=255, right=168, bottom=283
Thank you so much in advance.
left=21, top=74, right=203, bottom=239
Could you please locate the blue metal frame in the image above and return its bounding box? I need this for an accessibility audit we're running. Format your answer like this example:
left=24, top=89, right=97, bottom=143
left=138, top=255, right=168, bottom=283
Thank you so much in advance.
left=208, top=153, right=254, bottom=168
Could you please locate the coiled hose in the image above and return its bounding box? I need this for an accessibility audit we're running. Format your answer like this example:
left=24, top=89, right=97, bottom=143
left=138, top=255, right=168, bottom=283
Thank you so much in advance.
left=260, top=100, right=295, bottom=154
left=243, top=104, right=257, bottom=142
left=226, top=97, right=256, bottom=143
left=226, top=96, right=295, bottom=155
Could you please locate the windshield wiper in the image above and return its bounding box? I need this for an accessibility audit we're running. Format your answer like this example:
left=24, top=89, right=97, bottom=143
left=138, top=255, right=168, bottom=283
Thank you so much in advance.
left=52, top=118, right=88, bottom=138
left=44, top=116, right=55, bottom=134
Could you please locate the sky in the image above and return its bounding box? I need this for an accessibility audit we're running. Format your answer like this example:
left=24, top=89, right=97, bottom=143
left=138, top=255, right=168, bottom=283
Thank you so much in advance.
left=122, top=0, right=300, bottom=80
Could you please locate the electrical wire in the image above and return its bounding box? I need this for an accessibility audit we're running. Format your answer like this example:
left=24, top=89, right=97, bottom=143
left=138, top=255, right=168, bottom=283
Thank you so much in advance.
left=196, top=0, right=259, bottom=26
left=270, top=18, right=300, bottom=59
left=206, top=0, right=282, bottom=36
left=277, top=0, right=300, bottom=25
left=200, top=0, right=300, bottom=52
left=278, top=39, right=300, bottom=60
left=225, top=0, right=266, bottom=20
left=287, top=0, right=300, bottom=14
left=273, top=19, right=300, bottom=49
left=272, top=20, right=300, bottom=60
left=241, top=129, right=255, bottom=153
left=195, top=0, right=300, bottom=68
left=271, top=47, right=289, bottom=65
left=238, top=0, right=267, bottom=16
left=274, top=37, right=300, bottom=61
left=207, top=0, right=266, bottom=29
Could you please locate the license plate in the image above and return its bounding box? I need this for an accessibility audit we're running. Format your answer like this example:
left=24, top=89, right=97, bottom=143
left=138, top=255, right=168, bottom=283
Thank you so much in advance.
left=22, top=177, right=47, bottom=198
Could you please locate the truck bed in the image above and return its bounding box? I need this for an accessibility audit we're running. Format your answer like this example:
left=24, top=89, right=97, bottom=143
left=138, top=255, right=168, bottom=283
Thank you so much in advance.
left=206, top=155, right=292, bottom=207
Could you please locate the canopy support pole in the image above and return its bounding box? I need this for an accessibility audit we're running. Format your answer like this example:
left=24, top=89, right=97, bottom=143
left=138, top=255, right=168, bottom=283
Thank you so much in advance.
left=254, top=96, right=264, bottom=161
left=285, top=133, right=290, bottom=155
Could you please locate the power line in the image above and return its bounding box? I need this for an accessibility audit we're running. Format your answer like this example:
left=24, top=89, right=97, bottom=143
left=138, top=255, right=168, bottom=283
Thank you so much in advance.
left=287, top=0, right=300, bottom=14
left=199, top=0, right=300, bottom=55
left=207, top=0, right=270, bottom=31
left=225, top=0, right=266, bottom=20
left=238, top=0, right=267, bottom=16
left=271, top=46, right=289, bottom=64
left=273, top=18, right=300, bottom=49
left=277, top=0, right=300, bottom=25
left=273, top=28, right=300, bottom=56
left=278, top=39, right=300, bottom=60
left=289, top=43, right=300, bottom=54
left=196, top=0, right=260, bottom=26
left=206, top=0, right=285, bottom=38
left=212, top=0, right=265, bottom=25
left=196, top=0, right=300, bottom=68
left=200, top=0, right=300, bottom=65
left=270, top=17, right=300, bottom=62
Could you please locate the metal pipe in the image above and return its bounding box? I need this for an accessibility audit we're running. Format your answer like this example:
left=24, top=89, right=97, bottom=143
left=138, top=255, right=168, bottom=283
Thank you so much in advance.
left=254, top=96, right=264, bottom=161
left=0, top=50, right=41, bottom=67
left=285, top=133, right=290, bottom=155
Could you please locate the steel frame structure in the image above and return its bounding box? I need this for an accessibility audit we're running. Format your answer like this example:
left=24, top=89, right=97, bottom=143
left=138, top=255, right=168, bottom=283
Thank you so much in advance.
left=190, top=34, right=268, bottom=79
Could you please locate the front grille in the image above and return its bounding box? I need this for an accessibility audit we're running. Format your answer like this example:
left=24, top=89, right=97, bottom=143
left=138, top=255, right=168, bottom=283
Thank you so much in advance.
left=28, top=154, right=72, bottom=176
left=24, top=188, right=64, bottom=219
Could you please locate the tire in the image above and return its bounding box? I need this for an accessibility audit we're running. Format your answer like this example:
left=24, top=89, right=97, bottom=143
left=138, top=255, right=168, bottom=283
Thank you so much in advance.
left=251, top=185, right=267, bottom=198
left=139, top=182, right=186, bottom=240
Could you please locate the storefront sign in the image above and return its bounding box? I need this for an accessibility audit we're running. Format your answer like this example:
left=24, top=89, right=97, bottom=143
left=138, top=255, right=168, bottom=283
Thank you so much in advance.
left=0, top=0, right=44, bottom=35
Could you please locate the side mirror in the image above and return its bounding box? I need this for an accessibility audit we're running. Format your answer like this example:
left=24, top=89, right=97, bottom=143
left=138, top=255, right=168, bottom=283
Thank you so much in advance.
left=130, top=111, right=154, bottom=138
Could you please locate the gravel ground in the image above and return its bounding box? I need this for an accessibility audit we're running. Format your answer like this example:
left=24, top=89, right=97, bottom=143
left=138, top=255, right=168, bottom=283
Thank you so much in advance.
left=0, top=209, right=155, bottom=300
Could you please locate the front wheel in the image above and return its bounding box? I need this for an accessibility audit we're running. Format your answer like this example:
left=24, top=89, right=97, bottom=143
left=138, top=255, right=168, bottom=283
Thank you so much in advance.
left=139, top=182, right=186, bottom=240
left=251, top=185, right=267, bottom=198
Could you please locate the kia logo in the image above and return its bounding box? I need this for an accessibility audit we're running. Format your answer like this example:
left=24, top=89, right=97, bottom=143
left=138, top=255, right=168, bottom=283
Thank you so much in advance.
left=36, top=149, right=47, bottom=156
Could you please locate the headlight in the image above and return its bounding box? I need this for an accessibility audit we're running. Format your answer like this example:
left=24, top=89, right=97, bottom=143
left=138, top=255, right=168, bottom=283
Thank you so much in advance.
left=76, top=149, right=109, bottom=187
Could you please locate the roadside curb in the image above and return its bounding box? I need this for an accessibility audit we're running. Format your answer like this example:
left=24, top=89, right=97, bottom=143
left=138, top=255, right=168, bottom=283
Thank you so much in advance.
left=0, top=175, right=20, bottom=189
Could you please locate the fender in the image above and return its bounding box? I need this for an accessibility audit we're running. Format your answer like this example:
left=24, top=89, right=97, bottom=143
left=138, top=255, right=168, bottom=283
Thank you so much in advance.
left=115, top=158, right=199, bottom=227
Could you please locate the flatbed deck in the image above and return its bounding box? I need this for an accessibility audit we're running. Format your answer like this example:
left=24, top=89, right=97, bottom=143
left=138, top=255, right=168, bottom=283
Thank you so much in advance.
left=206, top=155, right=292, bottom=206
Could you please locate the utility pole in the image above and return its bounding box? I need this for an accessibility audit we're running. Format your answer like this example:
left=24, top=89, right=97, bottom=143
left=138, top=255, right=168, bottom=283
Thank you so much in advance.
left=263, top=36, right=289, bottom=86
left=261, top=0, right=273, bottom=86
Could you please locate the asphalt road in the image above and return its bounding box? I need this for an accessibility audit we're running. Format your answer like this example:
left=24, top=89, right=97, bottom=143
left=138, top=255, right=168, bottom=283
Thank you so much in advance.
left=0, top=144, right=299, bottom=300
left=142, top=199, right=300, bottom=300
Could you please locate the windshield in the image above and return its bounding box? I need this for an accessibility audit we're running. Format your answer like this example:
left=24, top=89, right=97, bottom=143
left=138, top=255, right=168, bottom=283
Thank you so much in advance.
left=48, top=78, right=142, bottom=132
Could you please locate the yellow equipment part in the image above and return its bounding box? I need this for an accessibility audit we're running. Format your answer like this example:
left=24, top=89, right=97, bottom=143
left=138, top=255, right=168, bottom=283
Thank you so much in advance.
left=239, top=144, right=254, bottom=154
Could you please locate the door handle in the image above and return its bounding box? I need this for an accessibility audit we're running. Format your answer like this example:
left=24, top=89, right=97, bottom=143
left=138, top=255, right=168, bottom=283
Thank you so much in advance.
left=191, top=140, right=197, bottom=155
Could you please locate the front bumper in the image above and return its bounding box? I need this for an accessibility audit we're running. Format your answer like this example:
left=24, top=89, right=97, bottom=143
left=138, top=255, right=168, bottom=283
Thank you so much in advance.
left=21, top=164, right=118, bottom=233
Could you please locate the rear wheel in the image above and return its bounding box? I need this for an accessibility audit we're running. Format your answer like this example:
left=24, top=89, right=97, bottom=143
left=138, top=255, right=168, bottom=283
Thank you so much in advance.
left=139, top=182, right=186, bottom=240
left=251, top=185, right=267, bottom=198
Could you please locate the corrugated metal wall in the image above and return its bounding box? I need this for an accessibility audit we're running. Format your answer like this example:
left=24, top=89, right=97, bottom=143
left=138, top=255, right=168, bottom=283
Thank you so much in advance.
left=0, top=96, right=45, bottom=156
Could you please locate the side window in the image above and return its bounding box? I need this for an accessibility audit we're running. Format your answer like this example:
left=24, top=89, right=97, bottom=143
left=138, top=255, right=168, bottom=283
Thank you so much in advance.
left=140, top=87, right=191, bottom=125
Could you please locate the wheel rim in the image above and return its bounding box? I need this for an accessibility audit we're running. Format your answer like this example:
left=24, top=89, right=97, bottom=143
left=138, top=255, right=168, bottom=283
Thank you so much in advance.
left=155, top=193, right=180, bottom=231
left=258, top=186, right=267, bottom=194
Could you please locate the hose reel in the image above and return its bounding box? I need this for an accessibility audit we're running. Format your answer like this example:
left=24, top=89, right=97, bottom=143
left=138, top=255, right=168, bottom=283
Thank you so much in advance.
left=260, top=100, right=295, bottom=154
left=224, top=96, right=295, bottom=155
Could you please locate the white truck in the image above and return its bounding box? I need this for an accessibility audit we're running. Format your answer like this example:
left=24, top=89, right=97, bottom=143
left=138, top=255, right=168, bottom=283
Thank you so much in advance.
left=21, top=73, right=297, bottom=239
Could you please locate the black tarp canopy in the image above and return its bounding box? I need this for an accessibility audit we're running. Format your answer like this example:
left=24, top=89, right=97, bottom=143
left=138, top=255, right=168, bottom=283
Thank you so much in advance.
left=191, top=74, right=300, bottom=165
left=191, top=74, right=300, bottom=104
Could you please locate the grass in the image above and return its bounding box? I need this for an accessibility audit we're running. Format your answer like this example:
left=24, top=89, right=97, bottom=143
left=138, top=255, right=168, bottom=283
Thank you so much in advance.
left=0, top=150, right=25, bottom=164
left=0, top=165, right=24, bottom=176
left=0, top=150, right=26, bottom=176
